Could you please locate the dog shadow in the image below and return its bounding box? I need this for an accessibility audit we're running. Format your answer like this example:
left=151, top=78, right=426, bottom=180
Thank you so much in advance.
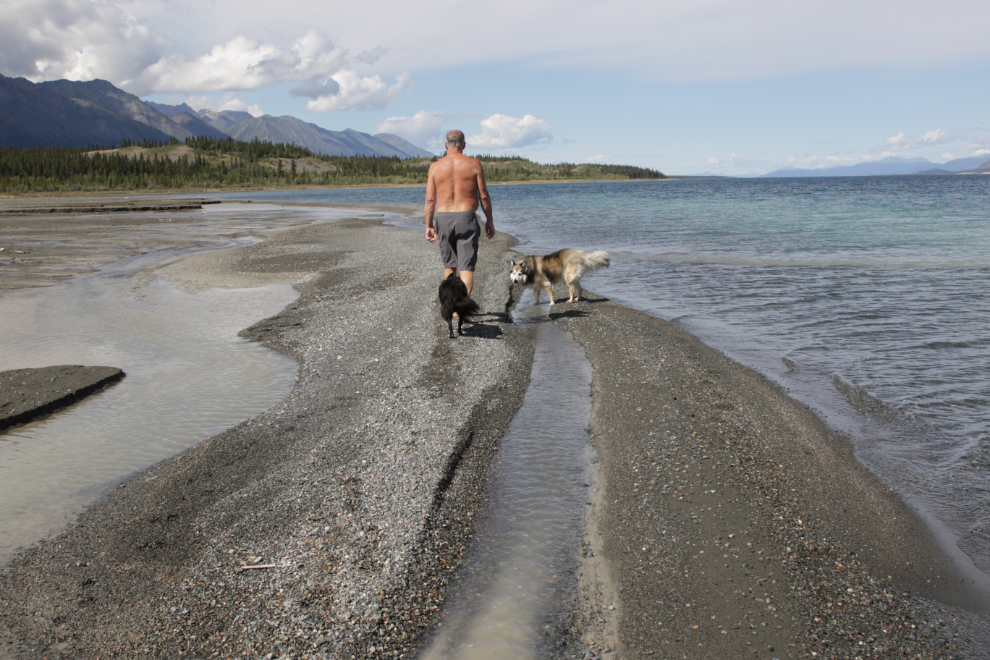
left=546, top=294, right=611, bottom=320
left=460, top=317, right=503, bottom=339
left=548, top=309, right=591, bottom=321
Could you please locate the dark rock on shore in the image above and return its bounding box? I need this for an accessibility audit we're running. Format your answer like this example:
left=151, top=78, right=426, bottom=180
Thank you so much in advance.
left=0, top=196, right=220, bottom=217
left=0, top=365, right=124, bottom=431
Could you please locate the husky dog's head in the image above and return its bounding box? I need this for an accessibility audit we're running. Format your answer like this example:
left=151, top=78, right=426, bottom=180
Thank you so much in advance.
left=509, top=258, right=532, bottom=284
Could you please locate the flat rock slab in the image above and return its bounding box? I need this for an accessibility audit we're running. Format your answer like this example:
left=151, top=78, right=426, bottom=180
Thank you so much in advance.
left=0, top=197, right=220, bottom=217
left=0, top=366, right=125, bottom=431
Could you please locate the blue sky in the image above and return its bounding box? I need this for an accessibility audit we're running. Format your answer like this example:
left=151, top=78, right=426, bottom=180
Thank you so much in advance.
left=3, top=0, right=989, bottom=175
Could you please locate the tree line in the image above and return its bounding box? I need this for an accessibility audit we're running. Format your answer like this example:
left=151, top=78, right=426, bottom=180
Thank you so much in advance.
left=0, top=137, right=664, bottom=193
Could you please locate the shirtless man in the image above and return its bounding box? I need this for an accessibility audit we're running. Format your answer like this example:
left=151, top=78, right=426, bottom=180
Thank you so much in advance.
left=425, top=129, right=495, bottom=296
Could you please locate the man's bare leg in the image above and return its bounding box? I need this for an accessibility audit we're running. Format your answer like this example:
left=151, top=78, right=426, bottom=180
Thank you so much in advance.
left=442, top=268, right=472, bottom=318
left=459, top=270, right=474, bottom=296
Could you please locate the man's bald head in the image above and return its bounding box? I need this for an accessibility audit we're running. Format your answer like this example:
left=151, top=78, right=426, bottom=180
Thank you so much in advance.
left=446, top=130, right=466, bottom=149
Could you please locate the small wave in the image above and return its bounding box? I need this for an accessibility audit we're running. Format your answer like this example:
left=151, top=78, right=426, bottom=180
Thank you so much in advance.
left=832, top=374, right=889, bottom=416
left=608, top=250, right=990, bottom=269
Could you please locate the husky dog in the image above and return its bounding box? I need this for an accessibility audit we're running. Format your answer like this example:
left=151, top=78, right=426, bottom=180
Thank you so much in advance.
left=509, top=249, right=610, bottom=304
left=438, top=273, right=480, bottom=338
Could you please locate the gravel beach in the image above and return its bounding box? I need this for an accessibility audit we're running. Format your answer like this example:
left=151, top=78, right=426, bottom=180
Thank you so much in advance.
left=1, top=198, right=987, bottom=659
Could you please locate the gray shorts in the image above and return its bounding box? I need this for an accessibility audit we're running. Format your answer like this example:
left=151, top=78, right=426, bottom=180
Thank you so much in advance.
left=437, top=211, right=480, bottom=272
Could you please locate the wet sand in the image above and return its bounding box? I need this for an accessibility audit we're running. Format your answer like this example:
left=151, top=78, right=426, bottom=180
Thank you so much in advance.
left=1, top=197, right=987, bottom=659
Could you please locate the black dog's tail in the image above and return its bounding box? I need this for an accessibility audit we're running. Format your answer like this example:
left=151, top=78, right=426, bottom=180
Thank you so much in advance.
left=450, top=296, right=480, bottom=319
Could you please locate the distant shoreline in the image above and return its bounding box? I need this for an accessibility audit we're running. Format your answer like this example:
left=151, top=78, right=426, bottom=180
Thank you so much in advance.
left=0, top=177, right=685, bottom=199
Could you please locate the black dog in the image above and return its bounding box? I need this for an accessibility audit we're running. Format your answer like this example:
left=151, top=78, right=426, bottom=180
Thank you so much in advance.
left=438, top=273, right=480, bottom=338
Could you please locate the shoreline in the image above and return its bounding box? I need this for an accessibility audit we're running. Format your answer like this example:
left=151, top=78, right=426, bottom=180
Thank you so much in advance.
left=0, top=176, right=676, bottom=202
left=1, top=198, right=987, bottom=658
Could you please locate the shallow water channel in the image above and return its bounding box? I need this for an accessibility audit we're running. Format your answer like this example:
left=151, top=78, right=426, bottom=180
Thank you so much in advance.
left=0, top=223, right=304, bottom=565
left=418, top=292, right=597, bottom=660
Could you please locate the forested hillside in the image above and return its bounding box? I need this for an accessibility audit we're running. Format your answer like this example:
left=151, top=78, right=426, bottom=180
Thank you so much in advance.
left=0, top=137, right=665, bottom=193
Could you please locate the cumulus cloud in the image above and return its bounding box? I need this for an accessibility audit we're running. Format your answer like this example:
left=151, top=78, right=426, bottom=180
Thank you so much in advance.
left=355, top=47, right=389, bottom=65
left=376, top=110, right=452, bottom=147
left=701, top=152, right=773, bottom=174
left=969, top=131, right=990, bottom=156
left=133, top=30, right=347, bottom=95
left=306, top=70, right=412, bottom=112
left=290, top=77, right=342, bottom=100
left=182, top=94, right=264, bottom=117
left=467, top=114, right=553, bottom=150
left=0, top=0, right=164, bottom=84
left=0, top=2, right=395, bottom=108
left=876, top=128, right=949, bottom=155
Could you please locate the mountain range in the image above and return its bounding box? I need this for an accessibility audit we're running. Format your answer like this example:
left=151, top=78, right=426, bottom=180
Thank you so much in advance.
left=760, top=155, right=990, bottom=178
left=0, top=75, right=433, bottom=159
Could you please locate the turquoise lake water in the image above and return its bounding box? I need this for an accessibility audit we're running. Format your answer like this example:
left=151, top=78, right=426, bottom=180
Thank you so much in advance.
left=210, top=175, right=990, bottom=581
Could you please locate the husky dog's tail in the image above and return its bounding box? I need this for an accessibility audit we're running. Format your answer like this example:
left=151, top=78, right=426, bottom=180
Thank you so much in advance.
left=582, top=250, right=610, bottom=270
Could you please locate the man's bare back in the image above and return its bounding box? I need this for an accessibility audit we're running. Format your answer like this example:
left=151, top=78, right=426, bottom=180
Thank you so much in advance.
left=425, top=130, right=495, bottom=295
left=424, top=140, right=494, bottom=241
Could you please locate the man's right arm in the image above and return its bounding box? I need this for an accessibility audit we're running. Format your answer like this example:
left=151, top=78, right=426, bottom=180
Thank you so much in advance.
left=424, top=165, right=437, bottom=243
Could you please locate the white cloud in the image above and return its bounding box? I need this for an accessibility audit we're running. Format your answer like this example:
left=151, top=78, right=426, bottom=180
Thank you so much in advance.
left=876, top=128, right=949, bottom=155
left=306, top=70, right=412, bottom=112
left=133, top=30, right=346, bottom=95
left=182, top=94, right=264, bottom=117
left=467, top=114, right=553, bottom=150
left=355, top=47, right=389, bottom=66
left=8, top=0, right=990, bottom=97
left=0, top=3, right=355, bottom=98
left=921, top=129, right=948, bottom=144
left=583, top=155, right=607, bottom=162
left=118, top=0, right=990, bottom=84
left=699, top=151, right=773, bottom=175
left=0, top=0, right=164, bottom=83
left=376, top=111, right=452, bottom=147
left=883, top=132, right=908, bottom=150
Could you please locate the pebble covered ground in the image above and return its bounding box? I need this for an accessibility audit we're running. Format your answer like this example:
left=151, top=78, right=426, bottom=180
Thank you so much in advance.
left=0, top=211, right=535, bottom=658
left=550, top=293, right=990, bottom=660
left=1, top=202, right=987, bottom=660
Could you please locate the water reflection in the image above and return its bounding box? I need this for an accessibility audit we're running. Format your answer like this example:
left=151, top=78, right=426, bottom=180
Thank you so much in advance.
left=419, top=292, right=596, bottom=659
left=0, top=250, right=299, bottom=565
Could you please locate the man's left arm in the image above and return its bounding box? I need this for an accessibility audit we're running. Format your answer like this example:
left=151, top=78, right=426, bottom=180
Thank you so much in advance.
left=477, top=167, right=495, bottom=239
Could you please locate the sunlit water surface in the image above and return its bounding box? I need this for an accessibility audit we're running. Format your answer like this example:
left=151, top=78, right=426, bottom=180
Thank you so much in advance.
left=0, top=204, right=383, bottom=564
left=418, top=292, right=595, bottom=660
